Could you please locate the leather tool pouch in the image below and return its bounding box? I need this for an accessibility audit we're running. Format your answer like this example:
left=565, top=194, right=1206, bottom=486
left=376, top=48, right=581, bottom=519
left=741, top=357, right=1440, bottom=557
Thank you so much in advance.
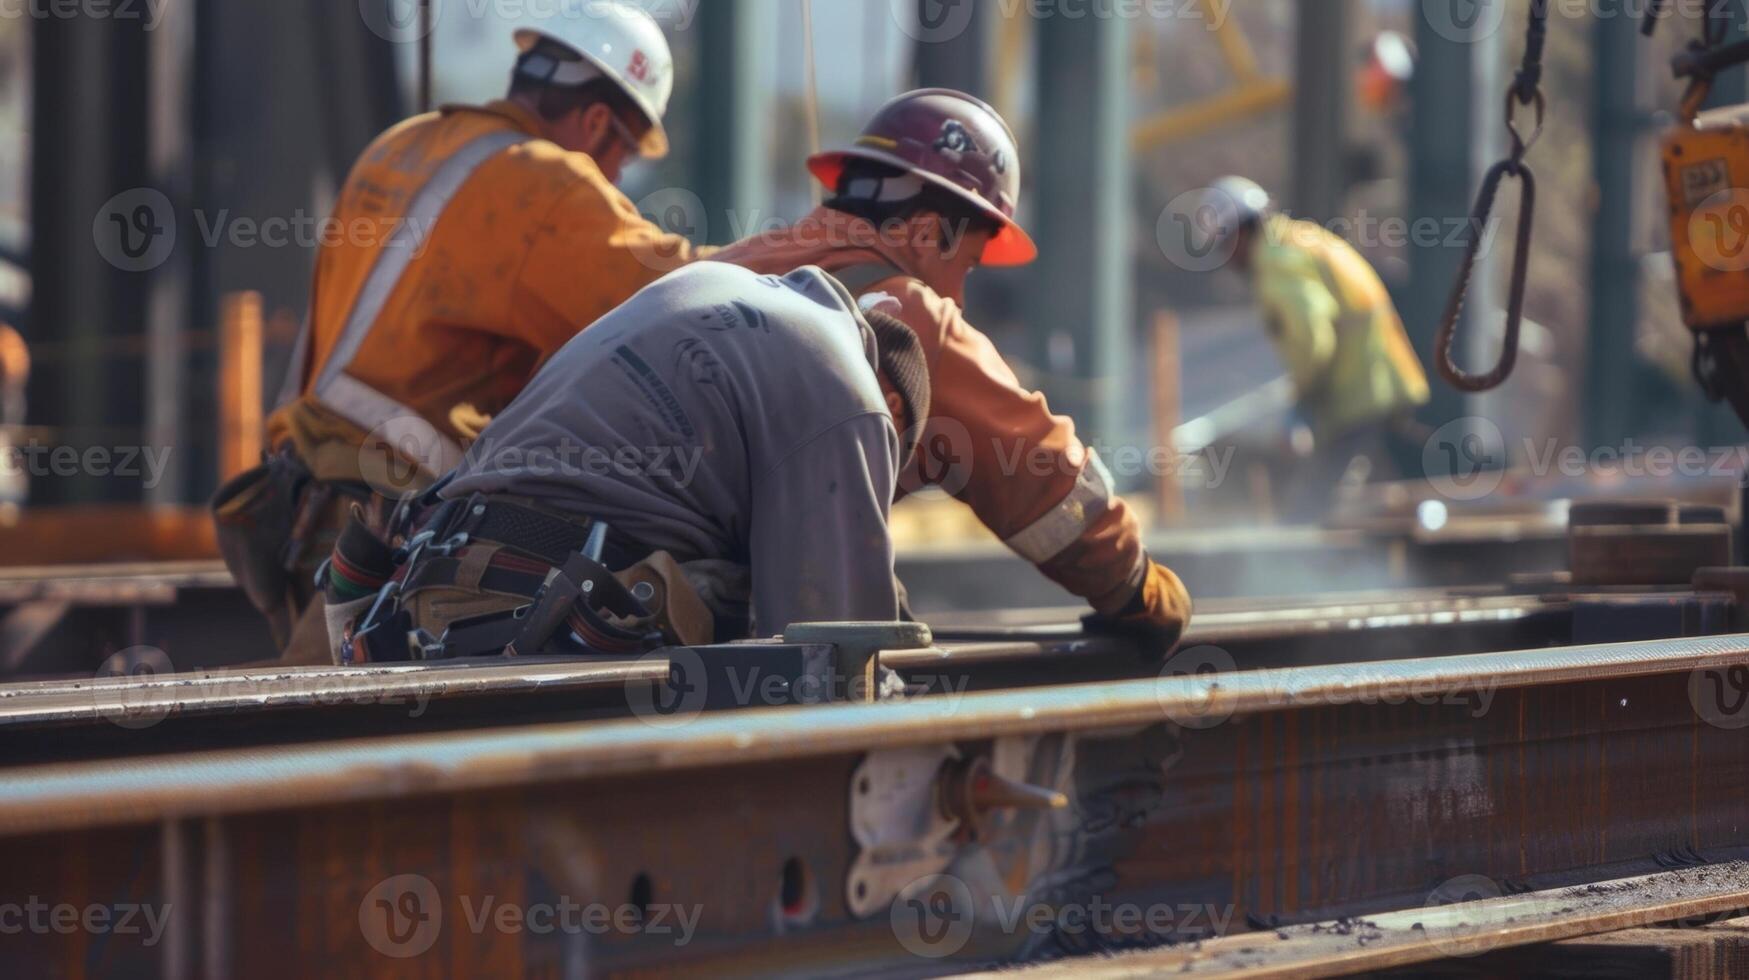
left=614, top=551, right=715, bottom=647
left=211, top=451, right=312, bottom=648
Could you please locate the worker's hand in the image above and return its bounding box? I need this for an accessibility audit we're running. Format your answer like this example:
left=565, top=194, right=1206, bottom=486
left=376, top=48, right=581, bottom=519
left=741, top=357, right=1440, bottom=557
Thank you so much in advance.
left=1082, top=558, right=1191, bottom=655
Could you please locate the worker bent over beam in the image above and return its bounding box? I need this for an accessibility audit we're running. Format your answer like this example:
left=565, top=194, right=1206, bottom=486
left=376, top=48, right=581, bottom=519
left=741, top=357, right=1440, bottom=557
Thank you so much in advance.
left=714, top=89, right=1191, bottom=646
left=213, top=2, right=709, bottom=663
left=325, top=262, right=931, bottom=660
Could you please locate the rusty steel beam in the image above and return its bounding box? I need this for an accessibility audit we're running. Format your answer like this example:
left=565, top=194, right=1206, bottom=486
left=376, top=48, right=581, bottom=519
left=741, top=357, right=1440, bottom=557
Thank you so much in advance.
left=0, top=656, right=668, bottom=728
left=9, top=631, right=1749, bottom=832
left=924, top=588, right=1569, bottom=645
left=1, top=634, right=1747, bottom=974
left=964, top=863, right=1749, bottom=978
left=0, top=588, right=1582, bottom=770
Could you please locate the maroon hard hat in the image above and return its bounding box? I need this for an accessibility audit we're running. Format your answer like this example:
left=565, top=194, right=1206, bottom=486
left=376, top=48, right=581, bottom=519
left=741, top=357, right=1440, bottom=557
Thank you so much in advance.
left=809, top=88, right=1037, bottom=266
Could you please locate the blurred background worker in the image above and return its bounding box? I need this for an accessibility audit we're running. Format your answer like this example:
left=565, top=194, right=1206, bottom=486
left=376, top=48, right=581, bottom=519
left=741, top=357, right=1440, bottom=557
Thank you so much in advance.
left=716, top=90, right=1190, bottom=648
left=1201, top=176, right=1430, bottom=523
left=336, top=262, right=932, bottom=658
left=214, top=1, right=707, bottom=660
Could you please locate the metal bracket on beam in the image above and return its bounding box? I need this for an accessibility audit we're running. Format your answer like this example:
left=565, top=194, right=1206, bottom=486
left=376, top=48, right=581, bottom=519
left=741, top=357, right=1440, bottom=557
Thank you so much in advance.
left=845, top=744, right=960, bottom=919
left=783, top=621, right=933, bottom=703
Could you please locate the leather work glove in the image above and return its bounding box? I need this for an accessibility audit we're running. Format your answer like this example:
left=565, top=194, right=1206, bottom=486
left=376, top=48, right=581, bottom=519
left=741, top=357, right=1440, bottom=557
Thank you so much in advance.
left=1082, top=558, right=1191, bottom=656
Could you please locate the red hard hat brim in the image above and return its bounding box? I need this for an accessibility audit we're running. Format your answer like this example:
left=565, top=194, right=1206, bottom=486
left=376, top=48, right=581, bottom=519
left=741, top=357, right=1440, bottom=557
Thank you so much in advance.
left=809, top=151, right=1037, bottom=267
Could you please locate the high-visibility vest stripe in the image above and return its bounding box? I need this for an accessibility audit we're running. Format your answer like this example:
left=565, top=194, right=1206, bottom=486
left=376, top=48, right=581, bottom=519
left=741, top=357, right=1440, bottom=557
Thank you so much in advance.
left=287, top=127, right=530, bottom=473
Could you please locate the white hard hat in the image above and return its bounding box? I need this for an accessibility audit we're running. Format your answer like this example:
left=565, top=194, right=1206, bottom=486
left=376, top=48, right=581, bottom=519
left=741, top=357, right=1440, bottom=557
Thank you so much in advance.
left=512, top=0, right=673, bottom=159
left=1204, top=176, right=1272, bottom=228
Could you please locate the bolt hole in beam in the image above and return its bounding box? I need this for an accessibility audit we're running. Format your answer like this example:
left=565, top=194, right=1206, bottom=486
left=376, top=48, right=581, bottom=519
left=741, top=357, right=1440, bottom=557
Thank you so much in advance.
left=776, top=856, right=819, bottom=929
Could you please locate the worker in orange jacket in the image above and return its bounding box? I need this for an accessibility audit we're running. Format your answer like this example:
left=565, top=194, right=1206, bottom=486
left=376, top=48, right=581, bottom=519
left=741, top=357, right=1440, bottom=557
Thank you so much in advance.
left=215, top=2, right=706, bottom=659
left=713, top=90, right=1190, bottom=646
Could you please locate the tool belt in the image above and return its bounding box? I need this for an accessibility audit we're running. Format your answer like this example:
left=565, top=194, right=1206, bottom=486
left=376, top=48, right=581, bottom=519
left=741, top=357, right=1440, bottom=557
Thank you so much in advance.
left=212, top=449, right=378, bottom=648
left=339, top=495, right=711, bottom=664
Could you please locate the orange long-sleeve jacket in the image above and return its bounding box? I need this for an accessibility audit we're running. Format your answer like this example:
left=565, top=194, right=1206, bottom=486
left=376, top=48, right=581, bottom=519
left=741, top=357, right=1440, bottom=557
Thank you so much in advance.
left=268, top=100, right=705, bottom=483
left=713, top=207, right=1152, bottom=615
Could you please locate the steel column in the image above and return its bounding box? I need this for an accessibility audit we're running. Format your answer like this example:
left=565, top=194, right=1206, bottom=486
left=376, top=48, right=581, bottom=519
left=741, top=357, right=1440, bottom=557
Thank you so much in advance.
left=1028, top=9, right=1131, bottom=442
left=1291, top=0, right=1354, bottom=223
left=1405, top=1, right=1504, bottom=447
left=691, top=2, right=768, bottom=241
left=28, top=7, right=152, bottom=504
left=1584, top=11, right=1645, bottom=450
left=912, top=0, right=994, bottom=99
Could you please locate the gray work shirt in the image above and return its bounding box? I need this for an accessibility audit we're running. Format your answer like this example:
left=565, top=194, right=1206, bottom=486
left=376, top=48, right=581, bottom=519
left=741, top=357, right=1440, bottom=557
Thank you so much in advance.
left=443, top=261, right=900, bottom=635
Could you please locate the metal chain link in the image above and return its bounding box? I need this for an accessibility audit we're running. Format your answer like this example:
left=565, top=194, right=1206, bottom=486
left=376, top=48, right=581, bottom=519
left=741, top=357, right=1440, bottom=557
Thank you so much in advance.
left=1434, top=0, right=1548, bottom=394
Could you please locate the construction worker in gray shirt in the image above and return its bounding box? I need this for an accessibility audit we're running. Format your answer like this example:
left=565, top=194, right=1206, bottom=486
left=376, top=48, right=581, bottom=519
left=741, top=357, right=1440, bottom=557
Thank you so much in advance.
left=325, top=261, right=931, bottom=661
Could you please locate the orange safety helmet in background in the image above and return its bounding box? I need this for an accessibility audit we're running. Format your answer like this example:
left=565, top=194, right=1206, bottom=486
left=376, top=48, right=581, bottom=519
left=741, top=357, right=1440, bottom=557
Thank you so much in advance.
left=808, top=88, right=1038, bottom=267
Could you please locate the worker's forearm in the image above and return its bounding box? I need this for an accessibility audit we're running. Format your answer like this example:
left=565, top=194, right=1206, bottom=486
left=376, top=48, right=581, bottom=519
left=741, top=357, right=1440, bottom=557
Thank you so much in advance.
left=1034, top=496, right=1149, bottom=615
